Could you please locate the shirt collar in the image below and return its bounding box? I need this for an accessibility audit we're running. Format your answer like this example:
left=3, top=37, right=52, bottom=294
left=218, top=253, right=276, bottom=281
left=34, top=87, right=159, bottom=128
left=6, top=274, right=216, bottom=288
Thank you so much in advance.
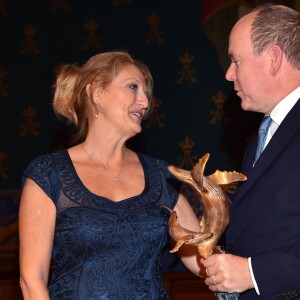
left=270, top=86, right=300, bottom=126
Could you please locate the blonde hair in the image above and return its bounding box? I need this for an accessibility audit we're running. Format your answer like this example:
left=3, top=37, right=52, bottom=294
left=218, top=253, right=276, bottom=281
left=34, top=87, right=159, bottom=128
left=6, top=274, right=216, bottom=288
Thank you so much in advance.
left=53, top=50, right=153, bottom=143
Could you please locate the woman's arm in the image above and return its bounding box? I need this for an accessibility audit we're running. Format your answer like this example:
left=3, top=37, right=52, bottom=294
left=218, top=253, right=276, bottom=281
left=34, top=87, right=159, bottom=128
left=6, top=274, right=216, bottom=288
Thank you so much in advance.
left=19, top=178, right=56, bottom=300
left=173, top=191, right=205, bottom=277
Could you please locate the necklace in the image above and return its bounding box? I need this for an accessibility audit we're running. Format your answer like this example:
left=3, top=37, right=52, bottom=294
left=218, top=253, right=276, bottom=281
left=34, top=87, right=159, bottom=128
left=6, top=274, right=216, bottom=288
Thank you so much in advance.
left=82, top=143, right=129, bottom=182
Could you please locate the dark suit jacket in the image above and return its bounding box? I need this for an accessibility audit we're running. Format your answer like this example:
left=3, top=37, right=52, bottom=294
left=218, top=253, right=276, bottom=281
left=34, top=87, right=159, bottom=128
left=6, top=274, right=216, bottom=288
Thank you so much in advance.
left=225, top=98, right=300, bottom=299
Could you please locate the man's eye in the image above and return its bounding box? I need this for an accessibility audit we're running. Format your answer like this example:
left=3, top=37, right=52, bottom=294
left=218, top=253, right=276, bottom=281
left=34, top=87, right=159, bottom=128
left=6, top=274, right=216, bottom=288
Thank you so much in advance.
left=232, top=59, right=240, bottom=66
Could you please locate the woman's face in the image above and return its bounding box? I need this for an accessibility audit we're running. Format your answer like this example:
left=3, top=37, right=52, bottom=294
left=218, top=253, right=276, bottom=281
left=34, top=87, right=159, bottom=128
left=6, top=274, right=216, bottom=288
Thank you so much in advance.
left=98, top=64, right=149, bottom=136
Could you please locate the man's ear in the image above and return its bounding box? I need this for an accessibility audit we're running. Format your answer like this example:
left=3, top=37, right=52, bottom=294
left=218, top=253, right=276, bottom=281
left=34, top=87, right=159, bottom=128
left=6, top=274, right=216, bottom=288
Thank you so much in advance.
left=268, top=45, right=283, bottom=75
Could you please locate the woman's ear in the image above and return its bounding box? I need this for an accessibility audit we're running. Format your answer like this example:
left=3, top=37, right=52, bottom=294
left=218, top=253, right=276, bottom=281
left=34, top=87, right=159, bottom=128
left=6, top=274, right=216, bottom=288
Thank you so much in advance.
left=93, top=87, right=101, bottom=98
left=86, top=83, right=93, bottom=100
left=86, top=83, right=102, bottom=102
left=86, top=84, right=102, bottom=119
left=268, top=45, right=283, bottom=75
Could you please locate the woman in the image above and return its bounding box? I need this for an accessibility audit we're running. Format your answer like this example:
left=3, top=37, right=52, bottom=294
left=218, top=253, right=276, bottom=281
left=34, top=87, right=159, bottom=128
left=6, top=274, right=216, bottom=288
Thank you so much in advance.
left=19, top=50, right=203, bottom=299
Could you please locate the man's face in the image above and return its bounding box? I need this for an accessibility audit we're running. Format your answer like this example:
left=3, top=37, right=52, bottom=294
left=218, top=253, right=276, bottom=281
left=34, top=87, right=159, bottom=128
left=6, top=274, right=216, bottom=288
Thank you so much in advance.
left=225, top=13, right=271, bottom=114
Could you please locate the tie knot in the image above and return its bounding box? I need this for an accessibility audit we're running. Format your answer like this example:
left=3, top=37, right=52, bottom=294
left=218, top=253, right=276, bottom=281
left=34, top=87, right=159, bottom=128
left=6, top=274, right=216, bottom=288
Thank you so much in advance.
left=259, top=115, right=272, bottom=131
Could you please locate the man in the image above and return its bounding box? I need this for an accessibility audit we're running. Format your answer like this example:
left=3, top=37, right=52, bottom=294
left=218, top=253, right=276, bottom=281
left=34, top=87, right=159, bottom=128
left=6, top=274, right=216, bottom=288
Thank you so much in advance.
left=201, top=4, right=300, bottom=300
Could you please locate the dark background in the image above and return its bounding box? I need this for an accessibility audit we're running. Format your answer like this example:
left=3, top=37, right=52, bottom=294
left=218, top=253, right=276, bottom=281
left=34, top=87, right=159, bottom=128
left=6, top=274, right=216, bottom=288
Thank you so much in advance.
left=0, top=0, right=298, bottom=272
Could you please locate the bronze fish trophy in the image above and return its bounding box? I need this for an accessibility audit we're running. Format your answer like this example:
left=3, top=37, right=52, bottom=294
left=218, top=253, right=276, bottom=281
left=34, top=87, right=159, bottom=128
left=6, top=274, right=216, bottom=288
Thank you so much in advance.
left=166, top=153, right=247, bottom=300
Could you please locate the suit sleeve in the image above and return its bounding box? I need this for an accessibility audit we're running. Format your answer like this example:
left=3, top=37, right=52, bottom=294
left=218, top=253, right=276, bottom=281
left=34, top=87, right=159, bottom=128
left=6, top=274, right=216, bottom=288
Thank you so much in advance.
left=252, top=239, right=300, bottom=297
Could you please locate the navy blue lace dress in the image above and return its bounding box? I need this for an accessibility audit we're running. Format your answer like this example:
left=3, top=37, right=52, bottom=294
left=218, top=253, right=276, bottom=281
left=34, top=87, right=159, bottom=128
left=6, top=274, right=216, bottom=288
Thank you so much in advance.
left=22, top=150, right=180, bottom=300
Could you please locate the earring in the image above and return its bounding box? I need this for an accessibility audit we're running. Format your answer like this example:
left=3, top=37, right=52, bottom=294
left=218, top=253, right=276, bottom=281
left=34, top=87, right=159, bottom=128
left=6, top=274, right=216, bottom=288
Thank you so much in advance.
left=95, top=103, right=100, bottom=119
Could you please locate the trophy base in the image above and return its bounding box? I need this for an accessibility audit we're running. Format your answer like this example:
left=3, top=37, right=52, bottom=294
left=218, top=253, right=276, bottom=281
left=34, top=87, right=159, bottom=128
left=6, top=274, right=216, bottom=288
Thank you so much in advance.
left=215, top=292, right=239, bottom=299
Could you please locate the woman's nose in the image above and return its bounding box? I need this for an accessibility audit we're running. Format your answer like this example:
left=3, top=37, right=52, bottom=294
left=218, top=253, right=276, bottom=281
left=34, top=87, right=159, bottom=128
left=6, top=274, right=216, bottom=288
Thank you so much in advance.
left=138, top=91, right=149, bottom=108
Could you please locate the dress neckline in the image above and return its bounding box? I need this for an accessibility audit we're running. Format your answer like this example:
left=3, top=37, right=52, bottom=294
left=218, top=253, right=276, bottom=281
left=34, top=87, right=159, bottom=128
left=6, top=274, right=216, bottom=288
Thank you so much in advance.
left=63, top=149, right=148, bottom=204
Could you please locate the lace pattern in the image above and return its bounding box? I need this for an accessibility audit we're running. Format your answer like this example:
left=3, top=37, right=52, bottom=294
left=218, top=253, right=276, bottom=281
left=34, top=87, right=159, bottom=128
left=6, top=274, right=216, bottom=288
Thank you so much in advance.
left=22, top=150, right=180, bottom=299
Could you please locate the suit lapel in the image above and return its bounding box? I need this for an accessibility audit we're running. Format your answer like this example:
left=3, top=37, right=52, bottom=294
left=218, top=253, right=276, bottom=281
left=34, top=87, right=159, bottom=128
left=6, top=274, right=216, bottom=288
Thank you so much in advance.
left=231, top=99, right=300, bottom=208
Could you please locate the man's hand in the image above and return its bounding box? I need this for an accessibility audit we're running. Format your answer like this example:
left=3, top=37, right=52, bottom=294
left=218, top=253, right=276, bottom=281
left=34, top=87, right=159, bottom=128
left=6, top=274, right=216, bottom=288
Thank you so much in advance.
left=200, top=254, right=254, bottom=293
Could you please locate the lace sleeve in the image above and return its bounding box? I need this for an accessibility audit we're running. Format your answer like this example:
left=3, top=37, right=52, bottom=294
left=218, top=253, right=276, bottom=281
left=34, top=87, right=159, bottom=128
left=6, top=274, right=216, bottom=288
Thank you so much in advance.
left=22, top=154, right=59, bottom=203
left=156, top=159, right=181, bottom=209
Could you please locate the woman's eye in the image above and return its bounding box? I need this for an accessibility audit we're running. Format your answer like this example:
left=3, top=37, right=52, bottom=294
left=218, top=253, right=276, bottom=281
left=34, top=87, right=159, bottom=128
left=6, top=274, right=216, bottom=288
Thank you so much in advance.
left=129, top=83, right=138, bottom=90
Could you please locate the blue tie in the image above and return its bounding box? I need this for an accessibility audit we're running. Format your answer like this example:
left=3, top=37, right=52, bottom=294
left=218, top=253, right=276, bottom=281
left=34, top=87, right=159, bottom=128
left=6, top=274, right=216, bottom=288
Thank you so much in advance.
left=254, top=115, right=272, bottom=164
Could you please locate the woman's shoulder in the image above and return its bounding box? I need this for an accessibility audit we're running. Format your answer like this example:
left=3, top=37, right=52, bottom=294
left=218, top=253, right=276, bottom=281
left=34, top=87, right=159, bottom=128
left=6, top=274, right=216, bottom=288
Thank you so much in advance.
left=22, top=150, right=69, bottom=185
left=136, top=152, right=176, bottom=180
left=22, top=150, right=68, bottom=200
left=137, top=152, right=169, bottom=167
left=25, top=150, right=67, bottom=170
